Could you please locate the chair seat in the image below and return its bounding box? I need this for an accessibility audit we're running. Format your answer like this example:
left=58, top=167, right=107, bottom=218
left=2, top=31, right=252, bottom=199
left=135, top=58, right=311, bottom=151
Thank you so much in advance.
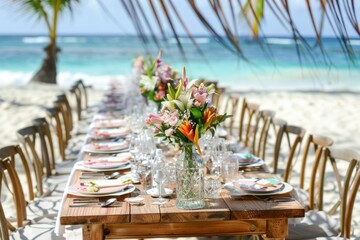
left=287, top=211, right=340, bottom=239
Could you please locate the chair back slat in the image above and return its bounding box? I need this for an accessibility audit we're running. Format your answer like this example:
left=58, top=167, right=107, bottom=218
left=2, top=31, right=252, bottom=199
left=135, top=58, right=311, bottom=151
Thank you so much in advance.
left=299, top=134, right=334, bottom=189
left=46, top=106, right=66, bottom=161
left=344, top=166, right=360, bottom=238
left=17, top=126, right=45, bottom=196
left=310, top=147, right=360, bottom=237
left=33, top=117, right=56, bottom=175
left=282, top=125, right=306, bottom=182
left=253, top=110, right=276, bottom=157
left=0, top=145, right=28, bottom=229
left=0, top=145, right=34, bottom=201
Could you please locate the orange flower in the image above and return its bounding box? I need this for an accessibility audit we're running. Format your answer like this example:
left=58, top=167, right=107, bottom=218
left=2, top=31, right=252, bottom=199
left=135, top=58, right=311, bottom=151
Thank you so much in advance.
left=178, top=118, right=195, bottom=142
left=178, top=119, right=202, bottom=155
left=202, top=107, right=216, bottom=131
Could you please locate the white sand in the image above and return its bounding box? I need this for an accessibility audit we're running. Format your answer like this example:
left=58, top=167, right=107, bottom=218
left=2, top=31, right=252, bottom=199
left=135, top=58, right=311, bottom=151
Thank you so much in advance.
left=1, top=83, right=359, bottom=238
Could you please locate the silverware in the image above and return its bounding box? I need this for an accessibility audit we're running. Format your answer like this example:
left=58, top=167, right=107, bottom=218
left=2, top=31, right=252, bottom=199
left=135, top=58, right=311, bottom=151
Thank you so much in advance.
left=70, top=198, right=118, bottom=207
left=105, top=172, right=121, bottom=179
left=73, top=198, right=99, bottom=203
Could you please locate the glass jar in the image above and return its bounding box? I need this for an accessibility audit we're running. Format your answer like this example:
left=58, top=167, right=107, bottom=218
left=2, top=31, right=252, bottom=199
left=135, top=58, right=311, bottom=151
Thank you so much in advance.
left=176, top=143, right=205, bottom=209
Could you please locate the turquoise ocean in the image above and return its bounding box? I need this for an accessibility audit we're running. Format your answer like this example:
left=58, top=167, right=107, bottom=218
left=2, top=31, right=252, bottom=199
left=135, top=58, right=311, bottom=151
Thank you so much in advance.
left=0, top=35, right=359, bottom=90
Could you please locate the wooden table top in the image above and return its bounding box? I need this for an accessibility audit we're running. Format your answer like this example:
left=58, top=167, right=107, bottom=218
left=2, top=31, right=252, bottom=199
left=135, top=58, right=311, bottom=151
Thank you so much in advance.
left=60, top=169, right=304, bottom=226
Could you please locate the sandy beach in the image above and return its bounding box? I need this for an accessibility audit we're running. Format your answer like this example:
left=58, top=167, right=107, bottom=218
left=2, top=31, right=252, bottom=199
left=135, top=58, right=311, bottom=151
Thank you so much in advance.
left=1, top=82, right=359, bottom=238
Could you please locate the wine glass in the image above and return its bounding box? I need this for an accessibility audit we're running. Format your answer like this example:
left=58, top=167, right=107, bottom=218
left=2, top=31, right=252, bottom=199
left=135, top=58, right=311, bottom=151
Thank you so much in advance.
left=152, top=157, right=168, bottom=204
left=137, top=162, right=151, bottom=194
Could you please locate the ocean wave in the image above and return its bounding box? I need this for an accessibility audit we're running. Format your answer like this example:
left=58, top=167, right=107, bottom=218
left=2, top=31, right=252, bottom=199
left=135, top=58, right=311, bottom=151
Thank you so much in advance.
left=265, top=38, right=295, bottom=45
left=168, top=37, right=210, bottom=44
left=22, top=37, right=49, bottom=44
left=349, top=40, right=360, bottom=46
left=0, top=71, right=127, bottom=89
left=58, top=37, right=88, bottom=43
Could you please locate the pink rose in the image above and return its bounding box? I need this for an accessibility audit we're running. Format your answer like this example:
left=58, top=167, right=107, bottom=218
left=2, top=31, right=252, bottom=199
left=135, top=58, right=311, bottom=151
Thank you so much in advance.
left=147, top=113, right=163, bottom=127
left=165, top=128, right=174, bottom=137
left=167, top=116, right=178, bottom=127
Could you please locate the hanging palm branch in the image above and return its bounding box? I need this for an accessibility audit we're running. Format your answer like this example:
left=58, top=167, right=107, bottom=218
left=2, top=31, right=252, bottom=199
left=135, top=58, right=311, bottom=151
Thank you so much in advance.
left=119, top=0, right=359, bottom=65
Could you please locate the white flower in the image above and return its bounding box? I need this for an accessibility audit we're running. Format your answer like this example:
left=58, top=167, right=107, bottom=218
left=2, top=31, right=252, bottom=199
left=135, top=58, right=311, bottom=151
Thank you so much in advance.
left=173, top=91, right=193, bottom=112
left=140, top=75, right=157, bottom=91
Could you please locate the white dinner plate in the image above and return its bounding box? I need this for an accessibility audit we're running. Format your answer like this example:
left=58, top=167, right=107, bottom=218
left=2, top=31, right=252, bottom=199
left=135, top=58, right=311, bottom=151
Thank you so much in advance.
left=76, top=161, right=132, bottom=171
left=224, top=181, right=293, bottom=198
left=88, top=128, right=130, bottom=139
left=82, top=142, right=130, bottom=154
left=68, top=184, right=135, bottom=197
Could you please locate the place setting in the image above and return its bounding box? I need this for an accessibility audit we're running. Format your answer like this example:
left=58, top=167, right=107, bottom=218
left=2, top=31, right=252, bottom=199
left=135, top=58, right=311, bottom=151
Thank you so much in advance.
left=68, top=174, right=136, bottom=198
left=224, top=177, right=294, bottom=199
left=76, top=152, right=133, bottom=172
left=90, top=118, right=128, bottom=129
left=82, top=139, right=130, bottom=154
left=88, top=126, right=131, bottom=139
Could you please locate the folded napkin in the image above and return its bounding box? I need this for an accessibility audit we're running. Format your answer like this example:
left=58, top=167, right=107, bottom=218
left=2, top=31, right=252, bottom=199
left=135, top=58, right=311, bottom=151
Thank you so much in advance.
left=93, top=119, right=127, bottom=128
left=230, top=153, right=259, bottom=165
left=90, top=141, right=128, bottom=150
left=81, top=179, right=129, bottom=188
left=233, top=178, right=283, bottom=192
left=87, top=152, right=132, bottom=163
left=92, top=127, right=130, bottom=137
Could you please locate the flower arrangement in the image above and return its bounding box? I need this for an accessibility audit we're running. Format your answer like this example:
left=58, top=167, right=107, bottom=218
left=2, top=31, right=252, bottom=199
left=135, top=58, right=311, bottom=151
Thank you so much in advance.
left=146, top=68, right=229, bottom=154
left=138, top=50, right=178, bottom=109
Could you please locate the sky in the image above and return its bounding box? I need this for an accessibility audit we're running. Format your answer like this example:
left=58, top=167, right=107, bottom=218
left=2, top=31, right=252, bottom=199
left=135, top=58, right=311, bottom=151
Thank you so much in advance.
left=0, top=0, right=359, bottom=37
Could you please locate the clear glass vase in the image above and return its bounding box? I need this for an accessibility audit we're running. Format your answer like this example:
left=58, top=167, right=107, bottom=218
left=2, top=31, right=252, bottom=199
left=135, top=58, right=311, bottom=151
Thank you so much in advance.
left=176, top=143, right=205, bottom=209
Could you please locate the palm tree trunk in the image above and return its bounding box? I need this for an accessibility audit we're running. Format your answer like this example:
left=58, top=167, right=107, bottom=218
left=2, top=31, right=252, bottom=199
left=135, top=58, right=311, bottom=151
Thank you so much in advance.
left=29, top=40, right=58, bottom=84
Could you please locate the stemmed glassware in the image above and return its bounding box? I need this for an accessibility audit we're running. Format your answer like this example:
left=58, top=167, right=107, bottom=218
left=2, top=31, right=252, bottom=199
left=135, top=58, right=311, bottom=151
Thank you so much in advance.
left=137, top=162, right=151, bottom=194
left=152, top=153, right=168, bottom=204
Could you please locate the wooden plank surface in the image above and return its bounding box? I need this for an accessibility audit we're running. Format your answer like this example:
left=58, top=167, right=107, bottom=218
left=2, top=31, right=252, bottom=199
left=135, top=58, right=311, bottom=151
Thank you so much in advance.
left=105, top=220, right=267, bottom=239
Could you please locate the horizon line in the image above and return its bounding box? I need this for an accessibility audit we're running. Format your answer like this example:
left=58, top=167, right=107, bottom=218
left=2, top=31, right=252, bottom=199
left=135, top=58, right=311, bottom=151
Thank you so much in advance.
left=0, top=33, right=356, bottom=39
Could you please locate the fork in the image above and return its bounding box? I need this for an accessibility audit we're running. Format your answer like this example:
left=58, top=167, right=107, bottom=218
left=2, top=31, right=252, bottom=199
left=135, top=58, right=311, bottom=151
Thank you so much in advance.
left=245, top=195, right=295, bottom=202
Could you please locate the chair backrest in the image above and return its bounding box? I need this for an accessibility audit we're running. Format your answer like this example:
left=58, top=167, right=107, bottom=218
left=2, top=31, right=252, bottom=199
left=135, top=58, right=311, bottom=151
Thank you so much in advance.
left=222, top=95, right=239, bottom=136
left=32, top=117, right=56, bottom=173
left=212, top=87, right=225, bottom=109
left=238, top=98, right=260, bottom=146
left=263, top=118, right=287, bottom=173
left=57, top=94, right=73, bottom=132
left=70, top=84, right=82, bottom=121
left=298, top=134, right=334, bottom=189
left=252, top=110, right=276, bottom=157
left=279, top=125, right=306, bottom=182
left=309, top=147, right=360, bottom=238
left=76, top=79, right=89, bottom=110
left=55, top=94, right=73, bottom=144
left=344, top=165, right=360, bottom=238
left=46, top=106, right=66, bottom=161
left=0, top=145, right=29, bottom=229
left=16, top=126, right=45, bottom=196
left=0, top=198, right=9, bottom=240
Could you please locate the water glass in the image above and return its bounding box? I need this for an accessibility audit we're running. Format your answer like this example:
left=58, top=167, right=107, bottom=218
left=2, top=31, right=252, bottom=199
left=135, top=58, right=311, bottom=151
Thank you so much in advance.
left=204, top=175, right=222, bottom=199
left=222, top=153, right=239, bottom=183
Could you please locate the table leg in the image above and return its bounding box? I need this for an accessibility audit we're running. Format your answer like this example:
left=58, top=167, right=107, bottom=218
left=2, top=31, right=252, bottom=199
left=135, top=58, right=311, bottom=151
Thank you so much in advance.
left=83, top=224, right=104, bottom=240
left=263, top=219, right=287, bottom=240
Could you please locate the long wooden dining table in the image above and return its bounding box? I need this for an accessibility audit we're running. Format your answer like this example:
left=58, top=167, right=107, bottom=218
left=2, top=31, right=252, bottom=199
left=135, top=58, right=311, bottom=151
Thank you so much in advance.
left=59, top=161, right=304, bottom=240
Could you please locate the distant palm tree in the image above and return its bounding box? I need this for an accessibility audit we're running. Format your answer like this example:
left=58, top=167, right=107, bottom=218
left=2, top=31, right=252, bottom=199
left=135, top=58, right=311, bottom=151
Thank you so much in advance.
left=9, top=0, right=78, bottom=84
